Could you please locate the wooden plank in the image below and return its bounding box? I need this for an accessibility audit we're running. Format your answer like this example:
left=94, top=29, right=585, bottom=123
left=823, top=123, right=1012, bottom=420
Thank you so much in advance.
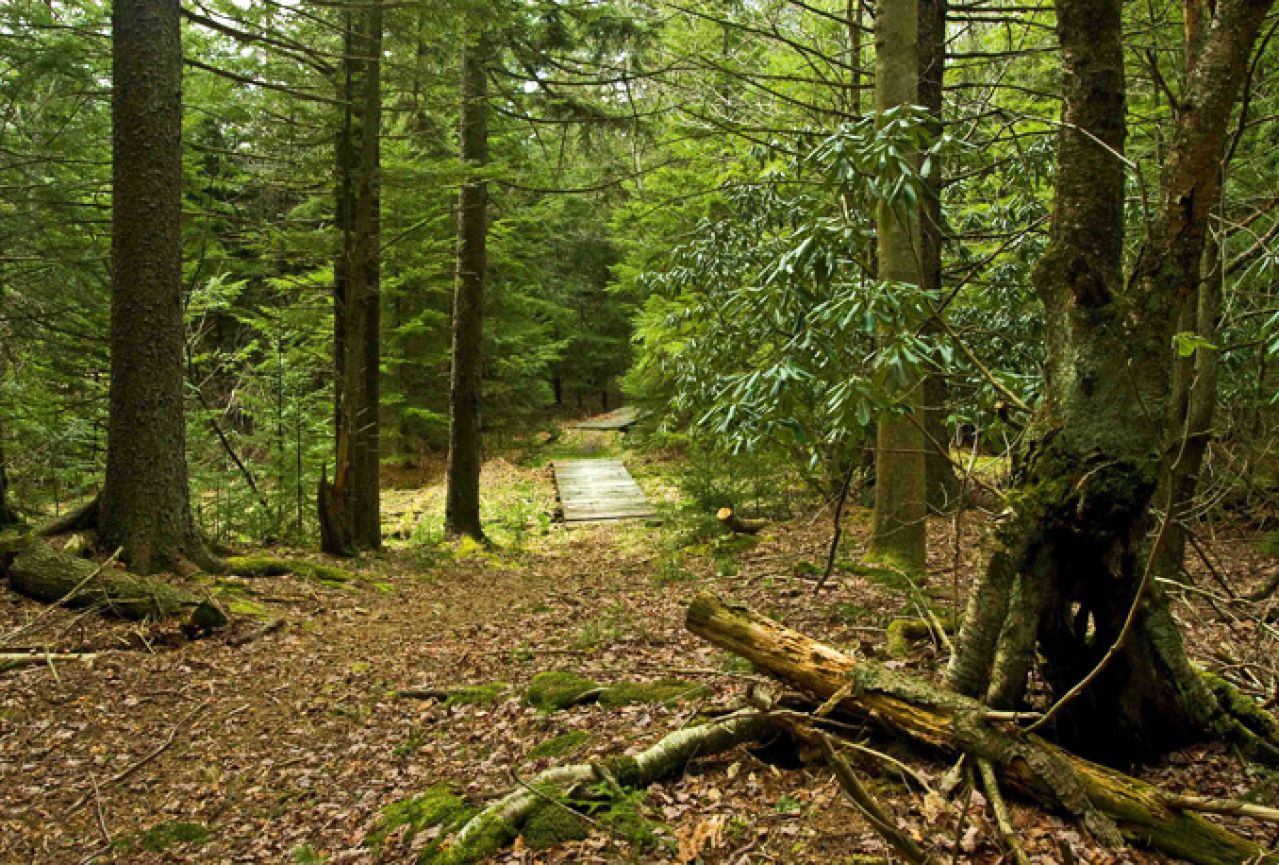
left=553, top=458, right=656, bottom=523
left=571, top=406, right=644, bottom=431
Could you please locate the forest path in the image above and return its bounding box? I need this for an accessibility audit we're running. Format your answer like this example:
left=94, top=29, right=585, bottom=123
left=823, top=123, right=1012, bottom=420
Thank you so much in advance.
left=553, top=457, right=656, bottom=523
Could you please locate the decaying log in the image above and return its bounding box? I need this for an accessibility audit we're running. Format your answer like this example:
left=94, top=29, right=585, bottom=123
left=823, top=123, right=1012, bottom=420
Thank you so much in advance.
left=3, top=538, right=220, bottom=626
left=417, top=710, right=776, bottom=865
left=716, top=507, right=765, bottom=535
left=686, top=593, right=1277, bottom=865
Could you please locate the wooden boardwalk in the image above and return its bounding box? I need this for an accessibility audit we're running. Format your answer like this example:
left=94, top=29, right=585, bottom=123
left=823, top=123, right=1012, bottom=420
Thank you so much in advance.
left=553, top=458, right=656, bottom=523
left=571, top=406, right=643, bottom=431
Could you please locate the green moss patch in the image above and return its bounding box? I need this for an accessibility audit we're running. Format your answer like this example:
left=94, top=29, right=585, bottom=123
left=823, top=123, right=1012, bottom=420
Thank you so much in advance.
left=521, top=802, right=590, bottom=850
left=598, top=678, right=708, bottom=708
left=444, top=682, right=509, bottom=707
left=525, top=671, right=600, bottom=711
left=224, top=555, right=355, bottom=588
left=528, top=729, right=592, bottom=760
left=885, top=617, right=955, bottom=658
left=365, top=784, right=473, bottom=850
left=127, top=820, right=209, bottom=853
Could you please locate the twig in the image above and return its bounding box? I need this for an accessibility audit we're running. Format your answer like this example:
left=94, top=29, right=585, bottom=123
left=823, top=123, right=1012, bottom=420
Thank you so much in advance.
left=816, top=730, right=939, bottom=865
left=1165, top=793, right=1279, bottom=824
left=978, top=758, right=1031, bottom=865
left=88, top=773, right=111, bottom=846
left=68, top=700, right=210, bottom=813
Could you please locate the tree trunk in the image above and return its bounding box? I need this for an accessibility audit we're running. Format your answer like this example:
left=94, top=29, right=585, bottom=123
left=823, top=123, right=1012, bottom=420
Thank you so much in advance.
left=100, top=0, right=210, bottom=575
left=918, top=0, right=960, bottom=513
left=444, top=27, right=491, bottom=541
left=321, top=1, right=383, bottom=554
left=687, top=594, right=1278, bottom=865
left=869, top=0, right=928, bottom=573
left=946, top=0, right=1274, bottom=760
left=0, top=411, right=16, bottom=526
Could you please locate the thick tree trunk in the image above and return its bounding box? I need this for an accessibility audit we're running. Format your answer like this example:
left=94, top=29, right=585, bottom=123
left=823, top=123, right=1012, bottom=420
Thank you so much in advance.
left=918, top=0, right=961, bottom=513
left=444, top=28, right=491, bottom=541
left=687, top=594, right=1278, bottom=865
left=321, top=2, right=383, bottom=554
left=100, top=0, right=210, bottom=575
left=869, top=0, right=928, bottom=573
left=947, top=0, right=1274, bottom=759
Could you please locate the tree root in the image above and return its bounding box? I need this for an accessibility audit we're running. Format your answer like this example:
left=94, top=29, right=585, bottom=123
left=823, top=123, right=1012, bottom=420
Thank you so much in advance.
left=222, top=555, right=357, bottom=587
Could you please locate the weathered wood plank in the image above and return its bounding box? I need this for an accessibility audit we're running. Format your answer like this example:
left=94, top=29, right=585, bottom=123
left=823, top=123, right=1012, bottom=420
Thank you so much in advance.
left=553, top=458, right=656, bottom=523
left=571, top=406, right=643, bottom=431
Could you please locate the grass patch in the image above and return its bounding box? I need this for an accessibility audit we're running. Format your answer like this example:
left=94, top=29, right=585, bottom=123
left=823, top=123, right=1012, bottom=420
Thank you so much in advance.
left=366, top=784, right=474, bottom=851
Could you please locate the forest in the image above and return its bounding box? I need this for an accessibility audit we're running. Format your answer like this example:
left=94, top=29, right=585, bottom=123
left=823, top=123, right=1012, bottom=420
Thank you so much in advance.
left=0, top=0, right=1278, bottom=861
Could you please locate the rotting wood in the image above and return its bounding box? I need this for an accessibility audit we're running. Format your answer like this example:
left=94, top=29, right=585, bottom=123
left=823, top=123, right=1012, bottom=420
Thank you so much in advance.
left=716, top=507, right=765, bottom=535
left=685, top=592, right=1278, bottom=865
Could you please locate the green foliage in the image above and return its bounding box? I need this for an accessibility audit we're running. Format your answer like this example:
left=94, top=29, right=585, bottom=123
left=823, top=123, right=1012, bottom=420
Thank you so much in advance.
left=597, top=678, right=708, bottom=708
left=527, top=729, right=592, bottom=759
left=118, top=820, right=209, bottom=853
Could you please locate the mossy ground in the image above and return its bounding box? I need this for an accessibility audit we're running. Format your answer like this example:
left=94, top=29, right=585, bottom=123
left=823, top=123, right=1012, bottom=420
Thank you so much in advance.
left=598, top=678, right=708, bottom=708
left=444, top=682, right=509, bottom=707
left=528, top=729, right=592, bottom=759
left=525, top=671, right=600, bottom=711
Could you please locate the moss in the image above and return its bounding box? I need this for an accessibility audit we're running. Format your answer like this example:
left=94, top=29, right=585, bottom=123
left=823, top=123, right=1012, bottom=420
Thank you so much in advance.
left=1203, top=671, right=1279, bottom=741
left=135, top=820, right=209, bottom=852
left=444, top=682, right=509, bottom=707
left=421, top=811, right=516, bottom=865
left=366, top=784, right=471, bottom=850
left=598, top=678, right=708, bottom=709
left=520, top=802, right=590, bottom=850
left=224, top=555, right=355, bottom=588
left=528, top=729, right=591, bottom=760
left=599, top=755, right=642, bottom=788
left=524, top=671, right=600, bottom=711
left=1260, top=531, right=1279, bottom=558
left=886, top=617, right=955, bottom=658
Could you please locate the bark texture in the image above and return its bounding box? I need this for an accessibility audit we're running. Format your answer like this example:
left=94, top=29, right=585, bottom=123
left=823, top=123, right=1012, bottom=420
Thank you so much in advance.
left=444, top=28, right=492, bottom=541
left=321, top=1, right=383, bottom=554
left=687, top=594, right=1278, bottom=865
left=0, top=412, right=16, bottom=525
left=870, top=0, right=928, bottom=573
left=918, top=0, right=961, bottom=512
left=100, top=0, right=208, bottom=575
left=946, top=0, right=1275, bottom=759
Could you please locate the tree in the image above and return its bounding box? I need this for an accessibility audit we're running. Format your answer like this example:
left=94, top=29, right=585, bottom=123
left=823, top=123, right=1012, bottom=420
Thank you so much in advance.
left=947, top=0, right=1277, bottom=760
left=444, top=23, right=492, bottom=541
left=868, top=0, right=928, bottom=575
left=98, top=0, right=211, bottom=574
left=321, top=0, right=384, bottom=554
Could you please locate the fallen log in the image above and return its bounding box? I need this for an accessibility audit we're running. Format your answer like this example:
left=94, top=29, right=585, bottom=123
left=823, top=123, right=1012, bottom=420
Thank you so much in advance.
left=686, top=592, right=1277, bottom=865
left=3, top=538, right=220, bottom=626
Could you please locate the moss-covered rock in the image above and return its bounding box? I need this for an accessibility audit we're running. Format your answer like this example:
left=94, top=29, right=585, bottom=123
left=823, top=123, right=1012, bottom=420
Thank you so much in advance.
left=520, top=802, right=590, bottom=850
left=598, top=678, right=707, bottom=708
left=528, top=729, right=591, bottom=760
left=885, top=616, right=954, bottom=658
left=524, top=671, right=600, bottom=711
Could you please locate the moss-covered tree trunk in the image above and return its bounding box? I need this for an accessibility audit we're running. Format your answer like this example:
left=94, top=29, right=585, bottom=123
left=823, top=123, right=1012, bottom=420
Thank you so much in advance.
left=0, top=402, right=15, bottom=525
left=100, top=0, right=211, bottom=575
left=946, top=0, right=1274, bottom=760
left=444, top=26, right=491, bottom=541
left=869, top=0, right=928, bottom=574
left=321, top=1, right=383, bottom=554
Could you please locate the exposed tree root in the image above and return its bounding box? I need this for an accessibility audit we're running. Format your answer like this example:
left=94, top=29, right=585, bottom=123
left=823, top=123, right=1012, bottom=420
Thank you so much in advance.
left=2, top=537, right=224, bottom=630
left=685, top=592, right=1278, bottom=865
left=222, top=555, right=357, bottom=587
left=411, top=710, right=777, bottom=864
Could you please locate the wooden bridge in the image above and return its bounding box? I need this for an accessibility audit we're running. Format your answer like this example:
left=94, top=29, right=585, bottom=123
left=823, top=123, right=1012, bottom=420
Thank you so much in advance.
left=552, top=458, right=656, bottom=523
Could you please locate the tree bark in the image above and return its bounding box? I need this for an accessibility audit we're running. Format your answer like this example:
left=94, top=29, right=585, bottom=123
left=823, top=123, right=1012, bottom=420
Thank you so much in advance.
left=687, top=594, right=1278, bottom=865
left=918, top=0, right=961, bottom=513
left=100, top=0, right=210, bottom=575
left=869, top=0, right=928, bottom=574
left=444, top=27, right=491, bottom=541
left=0, top=411, right=16, bottom=526
left=321, top=1, right=383, bottom=554
left=946, top=0, right=1275, bottom=759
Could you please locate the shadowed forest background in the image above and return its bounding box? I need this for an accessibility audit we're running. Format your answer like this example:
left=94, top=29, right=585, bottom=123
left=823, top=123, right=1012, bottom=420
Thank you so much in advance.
left=1, top=0, right=1279, bottom=862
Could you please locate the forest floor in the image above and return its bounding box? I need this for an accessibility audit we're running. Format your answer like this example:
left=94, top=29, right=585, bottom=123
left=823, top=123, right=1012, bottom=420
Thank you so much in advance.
left=2, top=429, right=1278, bottom=865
